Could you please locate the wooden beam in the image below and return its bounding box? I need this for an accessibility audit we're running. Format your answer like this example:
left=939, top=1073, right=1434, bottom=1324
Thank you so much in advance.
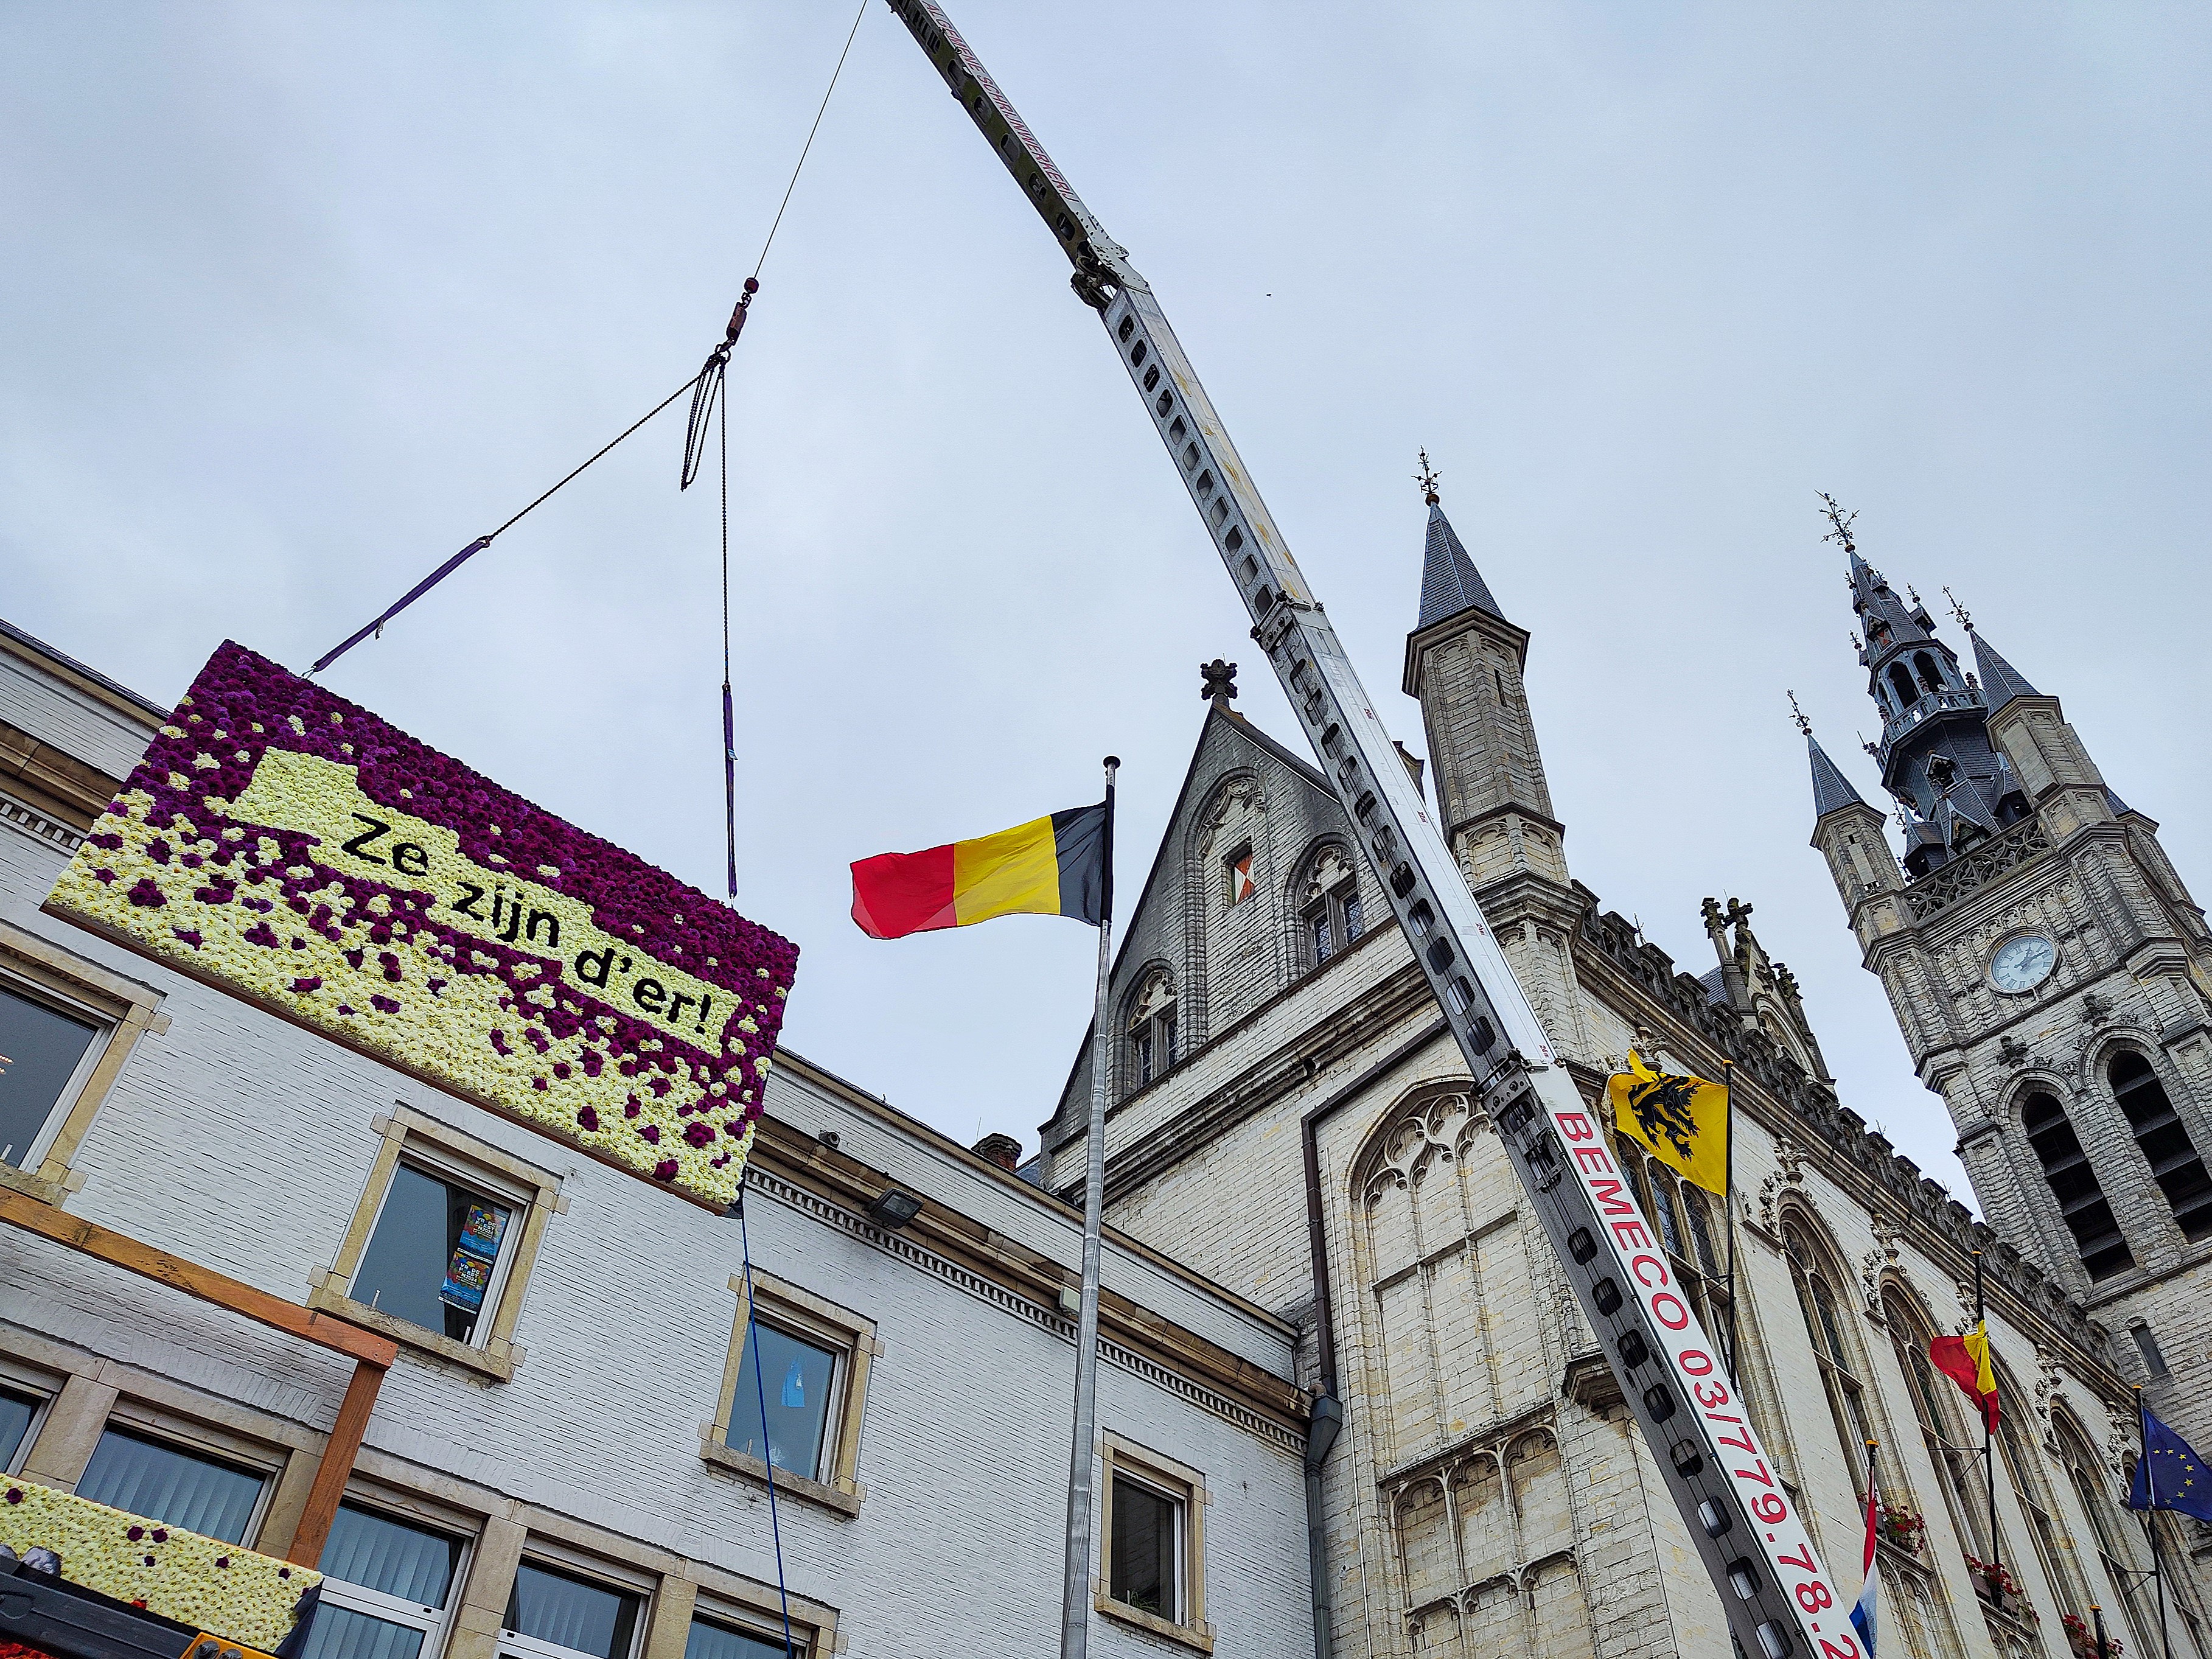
left=285, top=1357, right=386, bottom=1566
left=0, top=1187, right=397, bottom=1367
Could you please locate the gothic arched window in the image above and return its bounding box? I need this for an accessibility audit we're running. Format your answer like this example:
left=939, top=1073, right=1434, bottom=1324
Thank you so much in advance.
left=1888, top=662, right=1920, bottom=710
left=1883, top=1287, right=1998, bottom=1568
left=1994, top=1388, right=2081, bottom=1625
left=1613, top=1138, right=1726, bottom=1324
left=1294, top=844, right=1364, bottom=972
left=2054, top=1412, right=2157, bottom=1656
left=2020, top=1092, right=2135, bottom=1280
left=2107, top=1052, right=2212, bottom=1240
left=1125, top=972, right=1177, bottom=1093
left=1782, top=1217, right=1874, bottom=1492
left=1914, top=651, right=1945, bottom=694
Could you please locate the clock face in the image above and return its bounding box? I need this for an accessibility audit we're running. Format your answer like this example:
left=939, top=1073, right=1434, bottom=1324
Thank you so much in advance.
left=1990, top=934, right=2057, bottom=994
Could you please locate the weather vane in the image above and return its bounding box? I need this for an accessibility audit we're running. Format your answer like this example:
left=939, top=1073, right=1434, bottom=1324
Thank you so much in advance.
left=1942, top=585, right=1972, bottom=631
left=1817, top=492, right=1857, bottom=556
left=1414, top=448, right=1442, bottom=506
left=1788, top=691, right=1812, bottom=737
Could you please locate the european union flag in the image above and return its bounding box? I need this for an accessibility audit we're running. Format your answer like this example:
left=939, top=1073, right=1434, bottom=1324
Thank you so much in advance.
left=2129, top=1406, right=2212, bottom=1523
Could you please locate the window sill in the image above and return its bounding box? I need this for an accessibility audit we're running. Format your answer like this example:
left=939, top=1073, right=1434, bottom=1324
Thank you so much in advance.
left=305, top=1285, right=518, bottom=1381
left=698, top=1437, right=862, bottom=1517
left=1095, top=1594, right=1213, bottom=1653
left=0, top=1159, right=72, bottom=1207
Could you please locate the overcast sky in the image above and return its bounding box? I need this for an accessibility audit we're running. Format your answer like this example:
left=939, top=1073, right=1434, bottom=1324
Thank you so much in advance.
left=7, top=3, right=2210, bottom=1206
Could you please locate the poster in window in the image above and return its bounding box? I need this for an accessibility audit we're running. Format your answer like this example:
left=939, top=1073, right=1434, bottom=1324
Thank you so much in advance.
left=439, top=1202, right=508, bottom=1313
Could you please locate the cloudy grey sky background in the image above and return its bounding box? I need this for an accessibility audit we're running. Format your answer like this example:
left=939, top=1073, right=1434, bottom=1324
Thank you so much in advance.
left=7, top=3, right=2210, bottom=1204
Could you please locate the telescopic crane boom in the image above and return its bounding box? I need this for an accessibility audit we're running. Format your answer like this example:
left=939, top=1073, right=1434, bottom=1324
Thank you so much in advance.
left=882, top=5, right=1858, bottom=1657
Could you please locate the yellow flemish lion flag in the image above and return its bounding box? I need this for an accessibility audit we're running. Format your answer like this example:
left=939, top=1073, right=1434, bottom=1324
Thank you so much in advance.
left=1607, top=1050, right=1729, bottom=1196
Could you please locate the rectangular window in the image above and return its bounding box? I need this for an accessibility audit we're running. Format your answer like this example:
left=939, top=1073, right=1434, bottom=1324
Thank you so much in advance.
left=0, top=1386, right=41, bottom=1473
left=352, top=1162, right=517, bottom=1346
left=1342, top=892, right=1363, bottom=943
left=75, top=1427, right=270, bottom=1544
left=0, top=979, right=103, bottom=1172
left=306, top=1501, right=467, bottom=1659
left=1097, top=1436, right=1209, bottom=1646
left=706, top=1270, right=876, bottom=1517
left=1109, top=1474, right=1181, bottom=1621
left=727, top=1320, right=838, bottom=1481
left=1224, top=847, right=1255, bottom=907
left=501, top=1561, right=641, bottom=1659
left=684, top=1616, right=795, bottom=1659
left=1311, top=913, right=1333, bottom=964
left=313, top=1107, right=561, bottom=1383
left=1136, top=1030, right=1154, bottom=1086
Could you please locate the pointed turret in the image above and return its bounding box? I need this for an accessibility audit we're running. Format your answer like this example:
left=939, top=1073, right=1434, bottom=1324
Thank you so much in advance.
left=1969, top=629, right=2039, bottom=713
left=1417, top=500, right=1504, bottom=629
left=1808, top=733, right=1866, bottom=821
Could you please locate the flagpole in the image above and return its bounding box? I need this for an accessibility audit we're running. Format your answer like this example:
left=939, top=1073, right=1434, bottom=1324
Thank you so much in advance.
left=2091, top=1603, right=2110, bottom=1659
left=1976, top=1250, right=1999, bottom=1609
left=1060, top=756, right=1118, bottom=1659
left=1721, top=1059, right=1737, bottom=1387
left=2138, top=1386, right=2172, bottom=1659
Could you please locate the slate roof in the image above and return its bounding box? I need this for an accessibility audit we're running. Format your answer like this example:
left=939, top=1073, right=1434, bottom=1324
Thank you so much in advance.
left=1417, top=503, right=1505, bottom=629
left=1970, top=630, right=2039, bottom=711
left=1809, top=735, right=1867, bottom=820
left=1696, top=965, right=1729, bottom=1006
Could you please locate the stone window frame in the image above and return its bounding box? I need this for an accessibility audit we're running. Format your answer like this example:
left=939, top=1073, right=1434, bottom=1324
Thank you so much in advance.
left=0, top=1353, right=60, bottom=1477
left=84, top=1395, right=295, bottom=1547
left=308, top=1105, right=565, bottom=1383
left=316, top=1479, right=482, bottom=1659
left=1290, top=841, right=1364, bottom=973
left=0, top=915, right=169, bottom=1205
left=1095, top=1431, right=1212, bottom=1654
left=700, top=1267, right=876, bottom=1520
left=500, top=1534, right=658, bottom=1659
left=1221, top=841, right=1255, bottom=909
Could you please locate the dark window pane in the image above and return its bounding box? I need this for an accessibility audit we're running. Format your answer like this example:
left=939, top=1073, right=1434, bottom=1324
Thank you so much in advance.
left=1342, top=892, right=1363, bottom=943
left=298, top=1604, right=427, bottom=1659
left=684, top=1619, right=789, bottom=1659
left=0, top=1388, right=37, bottom=1470
left=353, top=1164, right=512, bottom=1344
left=1134, top=1032, right=1153, bottom=1086
left=727, top=1322, right=836, bottom=1481
left=1311, top=913, right=1333, bottom=963
left=0, top=984, right=99, bottom=1169
left=77, top=1428, right=267, bottom=1543
left=319, top=1503, right=461, bottom=1606
left=1110, top=1478, right=1178, bottom=1622
left=505, top=1563, right=639, bottom=1659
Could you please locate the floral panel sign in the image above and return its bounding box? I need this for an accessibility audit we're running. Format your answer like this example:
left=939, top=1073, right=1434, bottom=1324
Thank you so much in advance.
left=44, top=641, right=798, bottom=1208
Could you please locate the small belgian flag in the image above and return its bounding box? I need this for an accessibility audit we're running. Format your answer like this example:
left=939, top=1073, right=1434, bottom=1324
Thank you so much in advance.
left=850, top=803, right=1109, bottom=939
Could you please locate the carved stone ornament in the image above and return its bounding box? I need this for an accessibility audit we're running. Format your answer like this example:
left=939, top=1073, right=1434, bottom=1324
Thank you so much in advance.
left=2082, top=990, right=2109, bottom=1025
left=2032, top=1346, right=2064, bottom=1456
left=1997, top=1033, right=2029, bottom=1069
left=2106, top=1403, right=2135, bottom=1477
left=1860, top=1215, right=1903, bottom=1319
left=1755, top=1136, right=1808, bottom=1238
left=1195, top=776, right=1265, bottom=859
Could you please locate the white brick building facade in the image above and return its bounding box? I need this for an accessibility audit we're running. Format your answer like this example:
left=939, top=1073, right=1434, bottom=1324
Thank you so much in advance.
left=0, top=618, right=1316, bottom=1659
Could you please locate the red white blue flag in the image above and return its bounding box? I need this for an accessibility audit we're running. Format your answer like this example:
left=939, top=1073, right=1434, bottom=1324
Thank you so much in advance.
left=1849, top=1480, right=1880, bottom=1657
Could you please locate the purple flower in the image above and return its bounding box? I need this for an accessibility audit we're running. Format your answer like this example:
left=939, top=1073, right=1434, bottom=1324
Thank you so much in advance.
left=148, top=839, right=171, bottom=864
left=371, top=994, right=400, bottom=1014
left=577, top=1106, right=599, bottom=1130
left=489, top=1030, right=511, bottom=1057
left=172, top=929, right=203, bottom=949
left=652, top=1159, right=679, bottom=1181
left=3, top=1488, right=18, bottom=1505
left=215, top=1557, right=231, bottom=1569
left=638, top=1123, right=661, bottom=1144
left=683, top=1121, right=715, bottom=1148
left=126, top=877, right=166, bottom=908
left=150, top=1529, right=167, bottom=1543
left=127, top=1526, right=145, bottom=1542
left=94, top=867, right=118, bottom=884
left=292, top=976, right=323, bottom=993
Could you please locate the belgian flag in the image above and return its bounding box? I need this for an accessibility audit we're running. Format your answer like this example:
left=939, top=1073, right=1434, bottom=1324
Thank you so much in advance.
left=850, top=803, right=1109, bottom=939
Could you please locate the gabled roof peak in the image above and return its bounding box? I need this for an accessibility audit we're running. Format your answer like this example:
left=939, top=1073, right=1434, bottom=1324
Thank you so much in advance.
left=1969, top=628, right=2039, bottom=712
left=1808, top=733, right=1868, bottom=820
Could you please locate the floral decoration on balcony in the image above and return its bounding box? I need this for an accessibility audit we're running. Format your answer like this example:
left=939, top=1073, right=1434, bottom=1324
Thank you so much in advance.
left=1964, top=1556, right=2036, bottom=1618
left=1878, top=1503, right=1925, bottom=1553
left=44, top=641, right=799, bottom=1208
left=2063, top=1613, right=2121, bottom=1657
left=0, top=1478, right=318, bottom=1650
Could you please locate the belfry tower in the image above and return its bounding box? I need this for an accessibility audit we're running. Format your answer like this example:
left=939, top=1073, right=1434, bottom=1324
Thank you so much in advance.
left=1806, top=502, right=2212, bottom=1443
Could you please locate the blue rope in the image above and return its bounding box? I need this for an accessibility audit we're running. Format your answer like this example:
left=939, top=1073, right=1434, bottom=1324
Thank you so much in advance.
left=735, top=1181, right=799, bottom=1657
